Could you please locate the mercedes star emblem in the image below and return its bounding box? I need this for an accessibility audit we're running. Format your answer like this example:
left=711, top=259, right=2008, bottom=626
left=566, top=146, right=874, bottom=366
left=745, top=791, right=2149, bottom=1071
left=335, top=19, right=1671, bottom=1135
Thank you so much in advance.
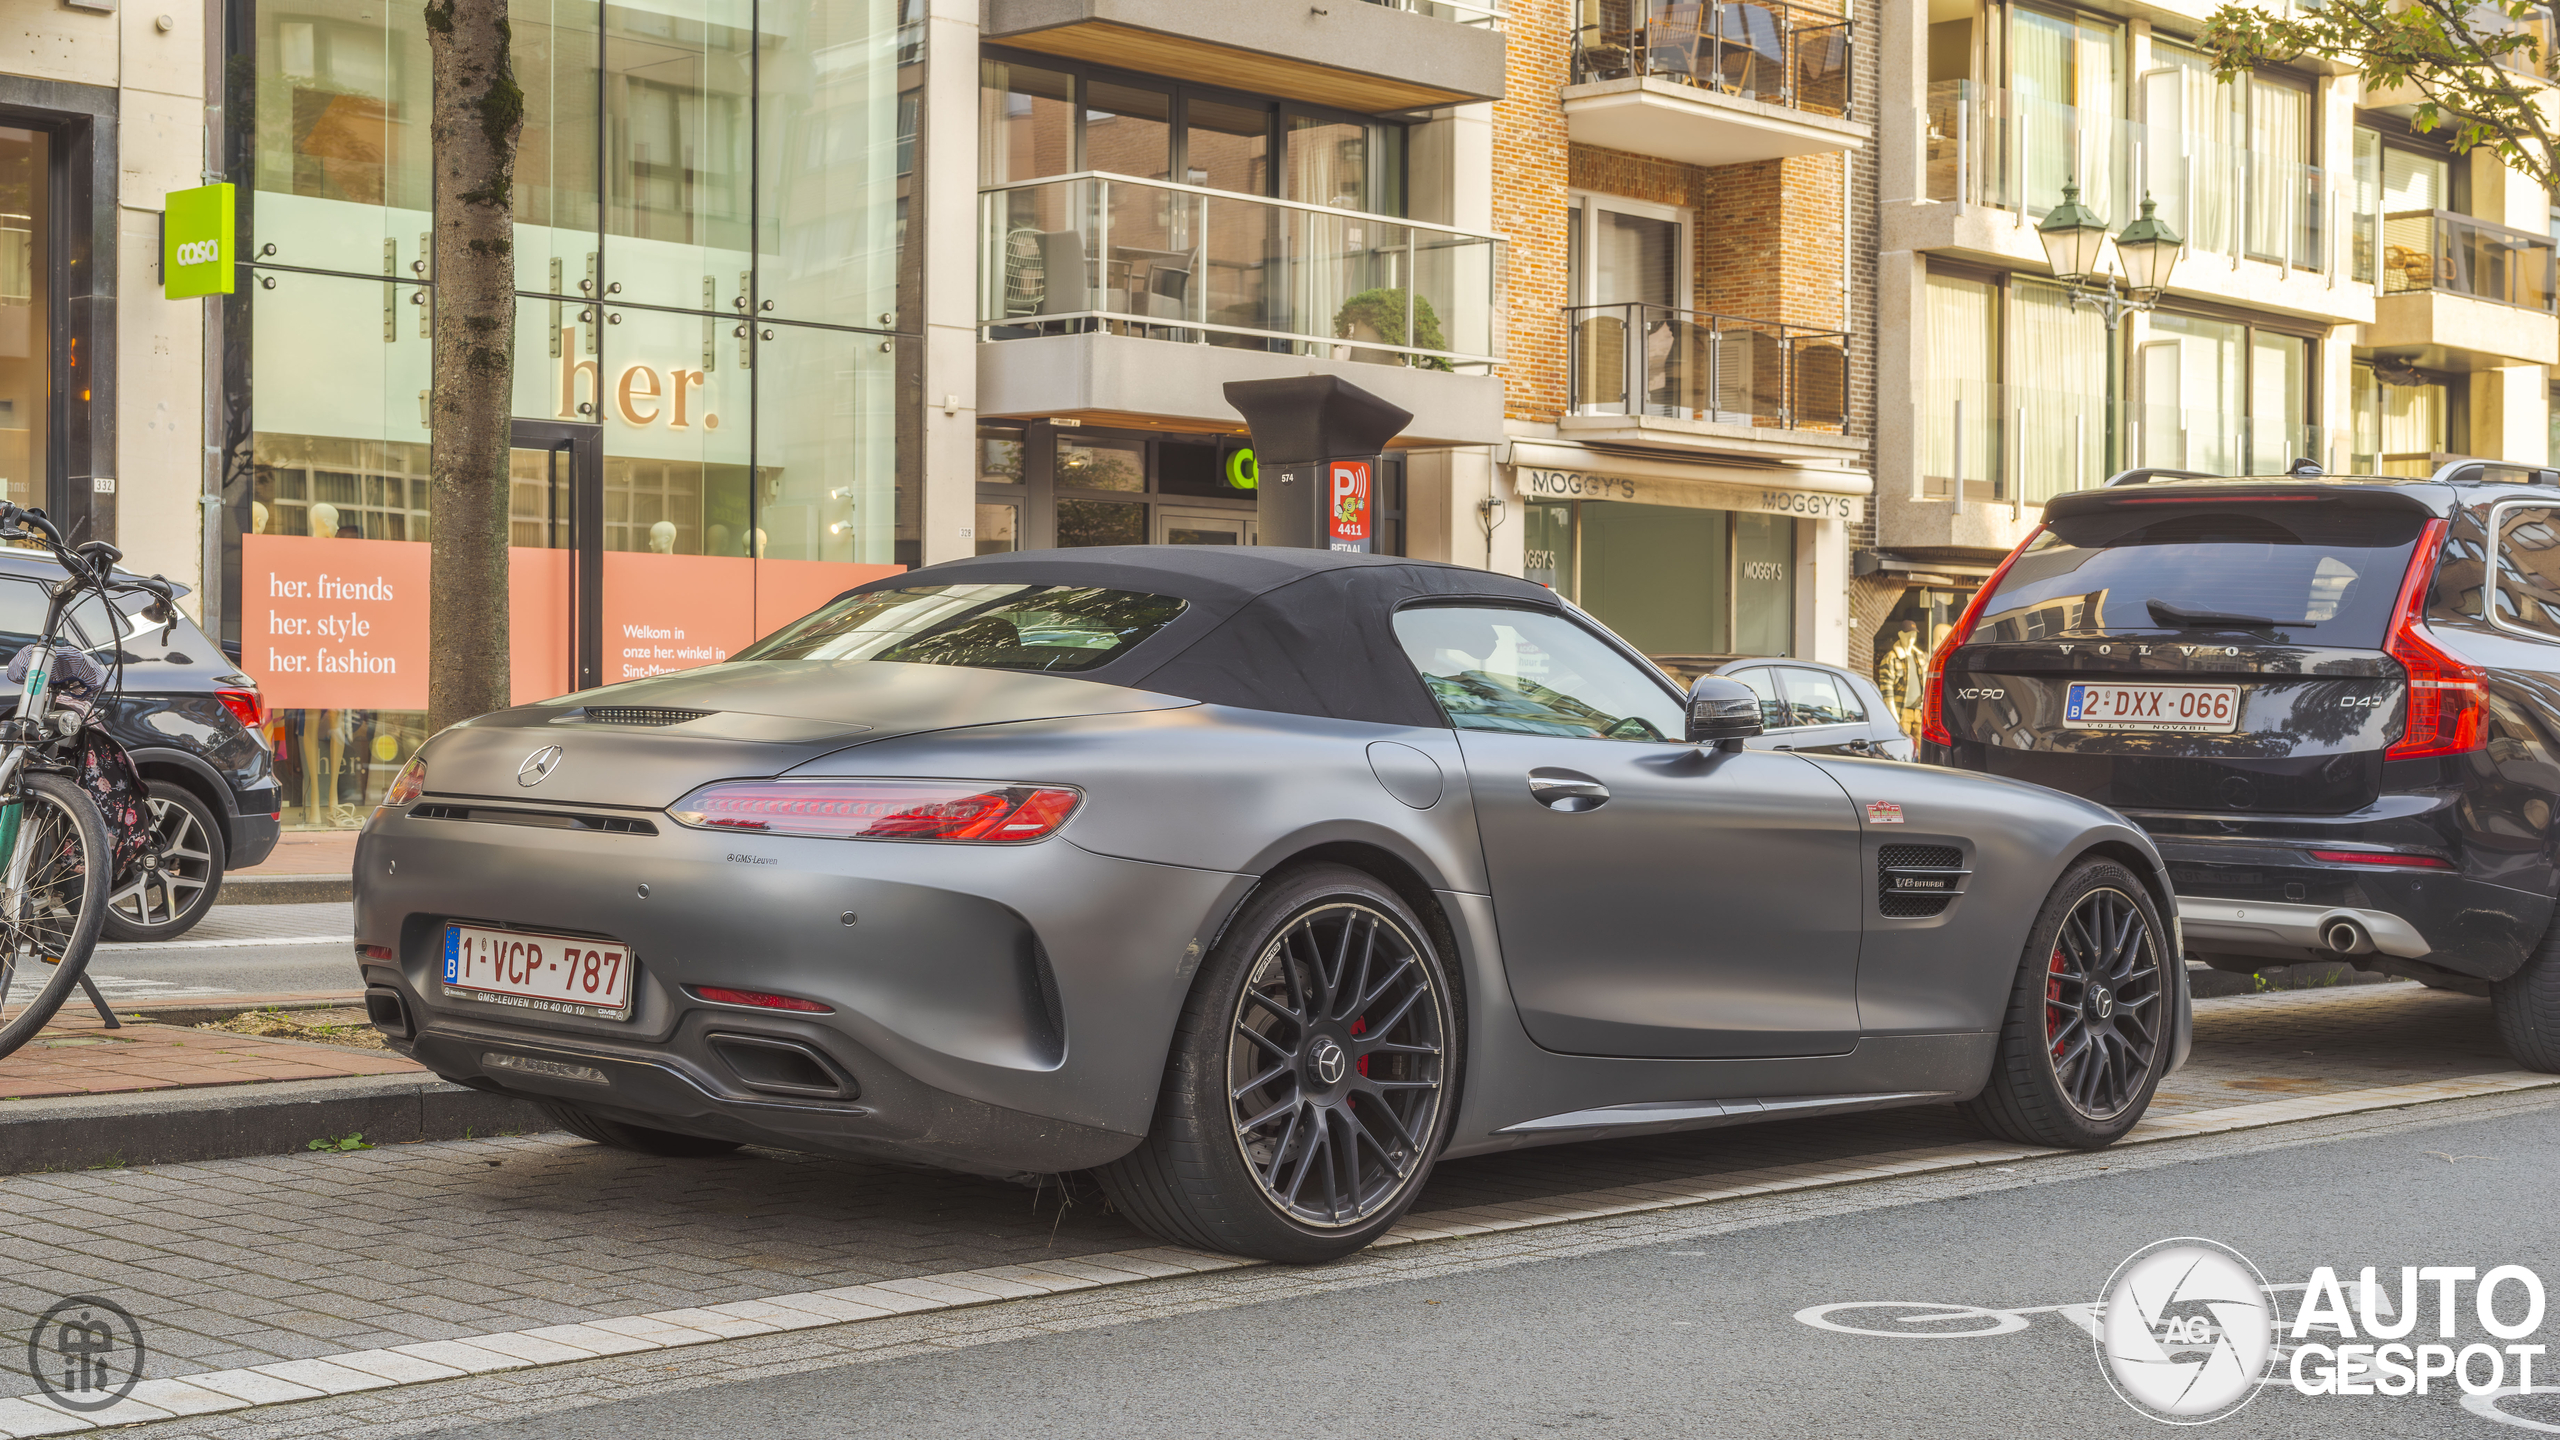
left=1312, top=1038, right=1347, bottom=1085
left=517, top=745, right=565, bottom=787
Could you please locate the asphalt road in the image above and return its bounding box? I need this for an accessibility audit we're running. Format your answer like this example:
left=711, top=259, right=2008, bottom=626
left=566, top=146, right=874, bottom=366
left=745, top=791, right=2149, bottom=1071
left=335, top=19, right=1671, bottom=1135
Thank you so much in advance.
left=84, top=900, right=358, bottom=999
left=413, top=1101, right=2560, bottom=1440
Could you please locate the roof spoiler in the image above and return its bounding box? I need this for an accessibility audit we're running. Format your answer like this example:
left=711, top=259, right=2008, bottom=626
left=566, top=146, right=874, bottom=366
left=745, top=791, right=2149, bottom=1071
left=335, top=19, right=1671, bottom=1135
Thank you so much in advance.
left=2101, top=467, right=2215, bottom=487
left=2429, top=458, right=2560, bottom=486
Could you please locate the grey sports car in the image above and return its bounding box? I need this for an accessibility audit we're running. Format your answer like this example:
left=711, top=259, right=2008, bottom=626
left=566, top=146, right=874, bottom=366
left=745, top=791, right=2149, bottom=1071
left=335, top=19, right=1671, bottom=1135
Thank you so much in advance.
left=355, top=547, right=2190, bottom=1262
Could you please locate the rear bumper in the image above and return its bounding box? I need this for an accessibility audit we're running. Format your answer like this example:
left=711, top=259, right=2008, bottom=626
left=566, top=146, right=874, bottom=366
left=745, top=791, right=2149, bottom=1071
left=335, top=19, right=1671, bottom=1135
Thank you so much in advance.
left=2148, top=834, right=2548, bottom=982
left=354, top=801, right=1253, bottom=1170
left=226, top=805, right=280, bottom=870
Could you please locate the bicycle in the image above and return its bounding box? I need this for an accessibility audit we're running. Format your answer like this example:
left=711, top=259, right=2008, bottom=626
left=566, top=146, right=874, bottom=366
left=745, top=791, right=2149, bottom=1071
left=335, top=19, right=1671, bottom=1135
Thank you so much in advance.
left=0, top=501, right=176, bottom=1059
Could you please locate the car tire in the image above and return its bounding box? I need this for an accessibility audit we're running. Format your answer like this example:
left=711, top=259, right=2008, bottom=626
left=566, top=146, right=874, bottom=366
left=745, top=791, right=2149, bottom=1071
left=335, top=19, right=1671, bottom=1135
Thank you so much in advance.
left=2492, top=913, right=2560, bottom=1073
left=1960, top=858, right=2174, bottom=1149
left=98, top=781, right=227, bottom=944
left=538, top=1101, right=743, bottom=1158
left=1094, top=864, right=1460, bottom=1264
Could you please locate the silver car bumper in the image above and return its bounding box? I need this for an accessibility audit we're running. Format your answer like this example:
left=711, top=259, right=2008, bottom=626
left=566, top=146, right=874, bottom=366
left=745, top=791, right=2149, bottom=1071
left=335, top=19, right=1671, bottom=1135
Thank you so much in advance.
left=2176, top=896, right=2432, bottom=960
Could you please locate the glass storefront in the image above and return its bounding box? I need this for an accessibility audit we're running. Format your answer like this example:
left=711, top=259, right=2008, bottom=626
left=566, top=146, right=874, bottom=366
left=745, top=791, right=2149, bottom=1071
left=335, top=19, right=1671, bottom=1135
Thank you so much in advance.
left=1525, top=498, right=1795, bottom=667
left=972, top=422, right=1402, bottom=555
left=230, top=0, right=922, bottom=829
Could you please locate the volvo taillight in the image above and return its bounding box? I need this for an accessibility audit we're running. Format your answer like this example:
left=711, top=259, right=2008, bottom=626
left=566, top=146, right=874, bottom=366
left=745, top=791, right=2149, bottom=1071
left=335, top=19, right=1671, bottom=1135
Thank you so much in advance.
left=667, top=779, right=1083, bottom=843
left=2382, top=518, right=2486, bottom=760
left=1920, top=528, right=2040, bottom=748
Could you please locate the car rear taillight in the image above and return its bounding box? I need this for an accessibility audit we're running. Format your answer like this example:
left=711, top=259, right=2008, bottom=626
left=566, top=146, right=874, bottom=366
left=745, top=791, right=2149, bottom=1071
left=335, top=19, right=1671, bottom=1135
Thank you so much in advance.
left=693, top=986, right=833, bottom=1014
left=216, top=688, right=264, bottom=731
left=383, top=756, right=427, bottom=807
left=1920, top=528, right=2041, bottom=748
left=2382, top=517, right=2486, bottom=761
left=2308, top=850, right=2454, bottom=870
left=667, top=779, right=1083, bottom=843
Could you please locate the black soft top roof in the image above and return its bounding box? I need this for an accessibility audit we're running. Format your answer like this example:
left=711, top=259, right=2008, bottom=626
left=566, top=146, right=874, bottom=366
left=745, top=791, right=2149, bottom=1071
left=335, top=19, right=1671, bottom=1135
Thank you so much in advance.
left=835, top=546, right=1561, bottom=729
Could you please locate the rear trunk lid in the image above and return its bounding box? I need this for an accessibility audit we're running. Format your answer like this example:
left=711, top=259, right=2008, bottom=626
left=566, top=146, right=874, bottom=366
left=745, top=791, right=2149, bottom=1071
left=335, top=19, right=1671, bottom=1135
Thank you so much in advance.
left=417, top=660, right=1194, bottom=810
left=1943, top=488, right=2433, bottom=816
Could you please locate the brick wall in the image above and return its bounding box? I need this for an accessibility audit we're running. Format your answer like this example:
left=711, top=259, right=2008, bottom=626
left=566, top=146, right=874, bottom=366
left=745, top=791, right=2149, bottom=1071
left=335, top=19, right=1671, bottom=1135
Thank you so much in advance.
left=1495, top=0, right=1575, bottom=424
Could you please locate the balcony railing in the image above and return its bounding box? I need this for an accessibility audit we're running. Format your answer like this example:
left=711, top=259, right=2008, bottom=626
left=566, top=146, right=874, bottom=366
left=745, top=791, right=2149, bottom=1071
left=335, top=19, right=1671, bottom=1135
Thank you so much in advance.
left=1924, top=81, right=2331, bottom=275
left=1368, top=0, right=1506, bottom=26
left=2379, top=209, right=2558, bottom=312
left=1570, top=2, right=1852, bottom=116
left=1921, top=378, right=2345, bottom=507
left=1567, top=302, right=1848, bottom=433
left=980, top=173, right=1505, bottom=371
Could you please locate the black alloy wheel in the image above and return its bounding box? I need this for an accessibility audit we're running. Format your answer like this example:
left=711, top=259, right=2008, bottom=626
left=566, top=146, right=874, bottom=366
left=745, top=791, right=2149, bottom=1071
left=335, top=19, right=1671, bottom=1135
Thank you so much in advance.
left=100, top=782, right=226, bottom=943
left=2039, top=886, right=2166, bottom=1121
left=1096, top=864, right=1460, bottom=1263
left=1961, top=859, right=2173, bottom=1148
left=1226, top=901, right=1447, bottom=1229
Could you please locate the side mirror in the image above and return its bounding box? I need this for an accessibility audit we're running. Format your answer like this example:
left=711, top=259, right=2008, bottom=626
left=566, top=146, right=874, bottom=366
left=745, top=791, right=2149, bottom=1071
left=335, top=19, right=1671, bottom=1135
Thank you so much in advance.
left=1686, top=674, right=1764, bottom=751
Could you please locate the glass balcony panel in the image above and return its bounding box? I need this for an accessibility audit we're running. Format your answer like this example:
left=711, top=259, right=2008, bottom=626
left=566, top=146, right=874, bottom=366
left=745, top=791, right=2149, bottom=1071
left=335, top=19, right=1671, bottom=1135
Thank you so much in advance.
left=981, top=175, right=1502, bottom=368
left=2380, top=210, right=2559, bottom=310
left=1566, top=302, right=1847, bottom=432
left=1572, top=1, right=1852, bottom=116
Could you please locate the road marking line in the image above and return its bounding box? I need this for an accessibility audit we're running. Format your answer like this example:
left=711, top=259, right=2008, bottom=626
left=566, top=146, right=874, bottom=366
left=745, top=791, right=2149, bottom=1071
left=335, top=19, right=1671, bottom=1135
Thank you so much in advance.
left=95, top=933, right=352, bottom=952
left=11, top=1068, right=2556, bottom=1433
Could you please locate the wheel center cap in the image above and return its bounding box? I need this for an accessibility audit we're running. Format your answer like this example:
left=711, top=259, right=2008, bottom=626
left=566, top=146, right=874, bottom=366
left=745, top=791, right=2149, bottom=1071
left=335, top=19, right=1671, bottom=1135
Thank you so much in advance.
left=2090, top=986, right=2115, bottom=1020
left=1309, top=1037, right=1348, bottom=1086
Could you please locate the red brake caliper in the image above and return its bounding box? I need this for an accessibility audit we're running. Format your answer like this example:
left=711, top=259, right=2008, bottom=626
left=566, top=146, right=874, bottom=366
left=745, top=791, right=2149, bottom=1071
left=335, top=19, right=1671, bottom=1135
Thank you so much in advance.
left=2046, top=947, right=2068, bottom=1058
left=1350, top=1016, right=1368, bottom=1078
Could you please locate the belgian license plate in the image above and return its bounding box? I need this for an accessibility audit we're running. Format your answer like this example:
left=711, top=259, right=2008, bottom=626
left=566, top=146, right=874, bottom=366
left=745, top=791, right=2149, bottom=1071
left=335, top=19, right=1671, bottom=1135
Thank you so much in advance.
left=441, top=924, right=633, bottom=1021
left=2063, top=682, right=2242, bottom=734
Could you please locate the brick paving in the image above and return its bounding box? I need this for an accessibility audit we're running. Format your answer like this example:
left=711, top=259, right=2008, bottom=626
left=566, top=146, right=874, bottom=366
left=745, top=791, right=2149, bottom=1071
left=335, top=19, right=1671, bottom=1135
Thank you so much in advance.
left=0, top=979, right=2529, bottom=1395
left=0, top=1010, right=417, bottom=1100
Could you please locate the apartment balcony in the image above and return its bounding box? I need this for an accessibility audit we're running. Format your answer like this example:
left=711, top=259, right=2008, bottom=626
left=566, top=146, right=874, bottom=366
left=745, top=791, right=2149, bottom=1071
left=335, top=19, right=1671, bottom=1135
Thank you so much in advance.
left=1563, top=2, right=1864, bottom=166
left=982, top=0, right=1505, bottom=115
left=1892, top=81, right=2369, bottom=326
left=1884, top=377, right=2347, bottom=553
left=2361, top=210, right=2560, bottom=370
left=978, top=173, right=1507, bottom=447
left=1560, top=301, right=1859, bottom=463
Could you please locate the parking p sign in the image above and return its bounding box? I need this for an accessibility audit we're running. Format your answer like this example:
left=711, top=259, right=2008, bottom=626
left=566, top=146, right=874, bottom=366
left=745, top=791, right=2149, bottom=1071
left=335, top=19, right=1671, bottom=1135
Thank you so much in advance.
left=163, top=184, right=234, bottom=299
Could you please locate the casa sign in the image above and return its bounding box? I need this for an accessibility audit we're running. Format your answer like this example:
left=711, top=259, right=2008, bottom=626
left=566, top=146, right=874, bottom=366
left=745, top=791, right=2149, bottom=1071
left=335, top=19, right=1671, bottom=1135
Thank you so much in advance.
left=1520, top=466, right=1864, bottom=523
left=162, top=183, right=234, bottom=300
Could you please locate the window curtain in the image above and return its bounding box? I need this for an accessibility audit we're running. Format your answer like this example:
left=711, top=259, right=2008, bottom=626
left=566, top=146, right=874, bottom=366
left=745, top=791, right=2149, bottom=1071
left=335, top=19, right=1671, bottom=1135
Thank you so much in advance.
left=2249, top=332, right=2308, bottom=472
left=2144, top=42, right=2231, bottom=259
left=2011, top=277, right=2108, bottom=500
left=2138, top=313, right=2244, bottom=472
left=2013, top=9, right=2120, bottom=218
left=2246, top=78, right=2309, bottom=263
left=1924, top=272, right=1998, bottom=496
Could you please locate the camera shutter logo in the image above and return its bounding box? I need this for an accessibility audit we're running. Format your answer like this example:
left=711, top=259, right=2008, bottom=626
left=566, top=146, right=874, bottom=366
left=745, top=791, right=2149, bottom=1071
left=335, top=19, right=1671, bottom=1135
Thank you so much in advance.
left=27, top=1295, right=145, bottom=1412
left=2097, top=1238, right=2275, bottom=1424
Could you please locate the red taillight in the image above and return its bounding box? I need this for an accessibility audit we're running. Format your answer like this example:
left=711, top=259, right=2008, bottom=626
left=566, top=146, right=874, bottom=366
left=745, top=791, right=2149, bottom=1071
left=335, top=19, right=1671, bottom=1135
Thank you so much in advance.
left=2308, top=850, right=2454, bottom=870
left=694, top=986, right=832, bottom=1014
left=216, top=688, right=264, bottom=730
left=2382, top=517, right=2487, bottom=761
left=667, top=780, right=1083, bottom=843
left=360, top=945, right=397, bottom=962
left=383, top=756, right=427, bottom=807
left=1920, top=527, right=2041, bottom=748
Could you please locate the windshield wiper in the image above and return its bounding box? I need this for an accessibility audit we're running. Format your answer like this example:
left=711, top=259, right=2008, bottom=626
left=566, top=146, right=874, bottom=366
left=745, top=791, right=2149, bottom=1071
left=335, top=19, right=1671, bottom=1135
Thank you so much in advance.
left=2145, top=598, right=2305, bottom=632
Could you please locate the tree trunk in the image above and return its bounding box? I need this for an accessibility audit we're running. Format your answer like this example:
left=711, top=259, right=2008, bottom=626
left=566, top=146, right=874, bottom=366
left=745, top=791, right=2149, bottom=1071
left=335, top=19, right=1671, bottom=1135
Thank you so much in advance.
left=424, top=0, right=524, bottom=734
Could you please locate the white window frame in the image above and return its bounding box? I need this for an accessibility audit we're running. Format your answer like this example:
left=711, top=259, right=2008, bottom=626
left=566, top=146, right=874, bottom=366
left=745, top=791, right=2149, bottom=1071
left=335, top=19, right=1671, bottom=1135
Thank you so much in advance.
left=1567, top=191, right=1695, bottom=310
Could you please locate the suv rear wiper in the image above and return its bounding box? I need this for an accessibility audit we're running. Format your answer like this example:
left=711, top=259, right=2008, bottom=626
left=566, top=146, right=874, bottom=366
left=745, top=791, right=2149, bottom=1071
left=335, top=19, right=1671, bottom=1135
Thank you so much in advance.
left=2145, top=598, right=2306, bottom=632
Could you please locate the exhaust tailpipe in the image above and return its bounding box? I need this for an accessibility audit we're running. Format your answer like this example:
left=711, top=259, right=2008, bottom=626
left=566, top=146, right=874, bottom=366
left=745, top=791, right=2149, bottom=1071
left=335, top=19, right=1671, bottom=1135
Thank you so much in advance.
left=2322, top=918, right=2375, bottom=956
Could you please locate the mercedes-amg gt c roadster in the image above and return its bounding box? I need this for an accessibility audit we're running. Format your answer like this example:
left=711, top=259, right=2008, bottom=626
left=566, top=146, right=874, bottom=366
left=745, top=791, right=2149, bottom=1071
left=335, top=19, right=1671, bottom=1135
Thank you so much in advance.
left=356, top=547, right=2189, bottom=1261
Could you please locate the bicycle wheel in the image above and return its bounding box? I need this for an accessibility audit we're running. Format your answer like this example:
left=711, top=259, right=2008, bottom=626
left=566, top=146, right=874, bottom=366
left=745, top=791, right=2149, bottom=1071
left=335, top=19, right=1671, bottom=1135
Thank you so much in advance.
left=0, top=772, right=111, bottom=1058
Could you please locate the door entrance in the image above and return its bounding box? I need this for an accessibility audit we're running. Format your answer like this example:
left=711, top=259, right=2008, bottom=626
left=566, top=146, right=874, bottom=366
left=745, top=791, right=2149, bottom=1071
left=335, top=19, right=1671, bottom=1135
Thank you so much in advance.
left=509, top=420, right=604, bottom=692
left=1155, top=507, right=1254, bottom=545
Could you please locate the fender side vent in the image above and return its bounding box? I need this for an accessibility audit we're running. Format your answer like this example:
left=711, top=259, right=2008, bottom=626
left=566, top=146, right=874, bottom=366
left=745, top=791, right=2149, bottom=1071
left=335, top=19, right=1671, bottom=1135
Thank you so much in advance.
left=1879, top=843, right=1968, bottom=918
left=585, top=706, right=716, bottom=726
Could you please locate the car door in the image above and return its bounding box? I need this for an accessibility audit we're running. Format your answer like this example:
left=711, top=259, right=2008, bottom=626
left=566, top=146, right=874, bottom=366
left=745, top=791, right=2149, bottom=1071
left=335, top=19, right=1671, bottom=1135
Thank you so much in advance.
left=1394, top=604, right=1865, bottom=1059
left=1772, top=666, right=1881, bottom=756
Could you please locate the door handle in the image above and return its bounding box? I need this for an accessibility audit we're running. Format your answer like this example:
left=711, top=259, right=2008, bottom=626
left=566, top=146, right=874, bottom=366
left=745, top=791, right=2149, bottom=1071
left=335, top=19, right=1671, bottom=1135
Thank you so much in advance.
left=1527, top=771, right=1610, bottom=812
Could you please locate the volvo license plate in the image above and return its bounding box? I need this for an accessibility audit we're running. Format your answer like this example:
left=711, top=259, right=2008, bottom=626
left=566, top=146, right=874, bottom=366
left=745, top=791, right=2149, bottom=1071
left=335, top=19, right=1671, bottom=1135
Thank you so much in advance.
left=441, top=924, right=634, bottom=1021
left=2063, top=682, right=2242, bottom=734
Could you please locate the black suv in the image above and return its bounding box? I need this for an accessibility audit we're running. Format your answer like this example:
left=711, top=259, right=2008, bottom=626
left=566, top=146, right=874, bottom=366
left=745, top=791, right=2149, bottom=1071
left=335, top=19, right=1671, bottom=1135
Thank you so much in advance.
left=1921, top=460, right=2560, bottom=1071
left=0, top=548, right=280, bottom=939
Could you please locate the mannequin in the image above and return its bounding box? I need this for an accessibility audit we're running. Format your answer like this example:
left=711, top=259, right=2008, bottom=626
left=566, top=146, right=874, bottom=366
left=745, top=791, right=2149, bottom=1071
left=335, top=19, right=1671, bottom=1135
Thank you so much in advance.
left=1878, top=618, right=1926, bottom=737
left=649, top=520, right=677, bottom=554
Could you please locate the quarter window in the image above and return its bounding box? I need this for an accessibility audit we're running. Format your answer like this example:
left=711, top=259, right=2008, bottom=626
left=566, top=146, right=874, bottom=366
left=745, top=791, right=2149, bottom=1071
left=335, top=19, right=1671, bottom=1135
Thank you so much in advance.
left=1728, top=667, right=1790, bottom=731
left=1394, top=606, right=1684, bottom=743
left=2493, top=505, right=2560, bottom=639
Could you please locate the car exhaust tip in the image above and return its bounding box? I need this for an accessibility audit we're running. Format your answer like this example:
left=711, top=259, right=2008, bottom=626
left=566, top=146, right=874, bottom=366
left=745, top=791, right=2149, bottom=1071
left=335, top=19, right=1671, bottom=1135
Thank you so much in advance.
left=363, top=986, right=411, bottom=1040
left=708, top=1033, right=858, bottom=1100
left=2321, top=918, right=2375, bottom=956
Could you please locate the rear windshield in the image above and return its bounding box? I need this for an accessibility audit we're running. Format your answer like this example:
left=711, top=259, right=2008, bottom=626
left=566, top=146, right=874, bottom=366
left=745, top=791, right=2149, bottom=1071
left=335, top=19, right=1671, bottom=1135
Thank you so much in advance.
left=736, top=585, right=1187, bottom=674
left=1976, top=501, right=2427, bottom=647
